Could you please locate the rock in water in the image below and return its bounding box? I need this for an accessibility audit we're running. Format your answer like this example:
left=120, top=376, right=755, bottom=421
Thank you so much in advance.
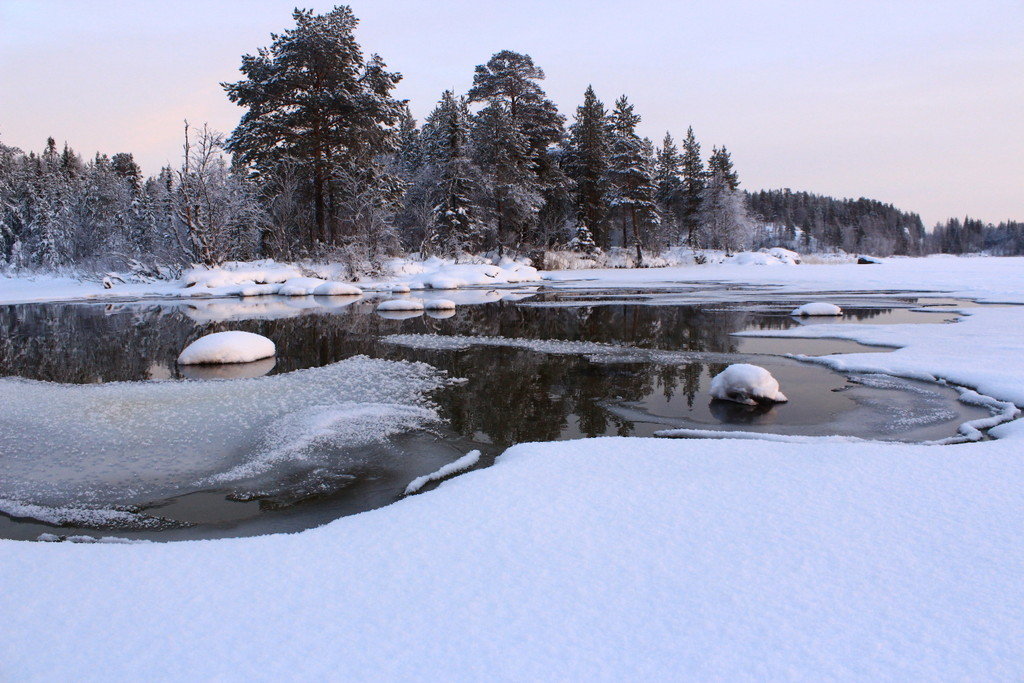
left=791, top=302, right=843, bottom=316
left=177, top=331, right=276, bottom=365
left=710, top=364, right=789, bottom=405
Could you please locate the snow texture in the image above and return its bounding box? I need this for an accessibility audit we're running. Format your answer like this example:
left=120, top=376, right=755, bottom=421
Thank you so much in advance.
left=404, top=449, right=481, bottom=495
left=377, top=298, right=425, bottom=312
left=792, top=302, right=843, bottom=316
left=709, top=363, right=789, bottom=404
left=423, top=298, right=457, bottom=311
left=177, top=331, right=276, bottom=365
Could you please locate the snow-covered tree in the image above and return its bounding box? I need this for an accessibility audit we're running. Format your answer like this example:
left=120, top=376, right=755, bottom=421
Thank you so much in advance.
left=680, top=126, right=705, bottom=247
left=606, top=96, right=659, bottom=263
left=565, top=86, right=612, bottom=248
left=697, top=169, right=750, bottom=254
left=419, top=91, right=486, bottom=257
left=223, top=6, right=404, bottom=248
left=655, top=132, right=685, bottom=243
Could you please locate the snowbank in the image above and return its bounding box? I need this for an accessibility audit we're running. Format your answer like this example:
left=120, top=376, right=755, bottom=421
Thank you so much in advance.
left=709, top=363, right=789, bottom=404
left=176, top=331, right=276, bottom=365
left=792, top=302, right=843, bottom=316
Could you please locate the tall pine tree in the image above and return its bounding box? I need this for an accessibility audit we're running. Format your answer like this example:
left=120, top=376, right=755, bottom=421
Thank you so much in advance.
left=564, top=86, right=612, bottom=248
left=605, top=96, right=659, bottom=264
left=680, top=126, right=705, bottom=247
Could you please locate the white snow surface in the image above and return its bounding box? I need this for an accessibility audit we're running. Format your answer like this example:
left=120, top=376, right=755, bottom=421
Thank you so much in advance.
left=792, top=302, right=843, bottom=316
left=709, top=363, right=789, bottom=404
left=422, top=298, right=456, bottom=310
left=3, top=257, right=1024, bottom=678
left=176, top=331, right=276, bottom=365
left=377, top=298, right=425, bottom=311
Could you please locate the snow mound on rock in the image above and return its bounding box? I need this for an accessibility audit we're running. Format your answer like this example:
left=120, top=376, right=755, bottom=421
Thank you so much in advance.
left=792, top=302, right=843, bottom=316
left=182, top=260, right=302, bottom=289
left=423, top=299, right=456, bottom=311
left=710, top=364, right=789, bottom=405
left=177, top=331, right=276, bottom=365
left=278, top=277, right=327, bottom=296
left=313, top=281, right=363, bottom=296
left=377, top=298, right=424, bottom=312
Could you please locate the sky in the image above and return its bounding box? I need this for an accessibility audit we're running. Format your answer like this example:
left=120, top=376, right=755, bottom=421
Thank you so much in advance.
left=1, top=0, right=1020, bottom=226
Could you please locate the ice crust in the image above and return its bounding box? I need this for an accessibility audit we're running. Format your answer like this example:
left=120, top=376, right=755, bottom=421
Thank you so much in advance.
left=0, top=356, right=448, bottom=519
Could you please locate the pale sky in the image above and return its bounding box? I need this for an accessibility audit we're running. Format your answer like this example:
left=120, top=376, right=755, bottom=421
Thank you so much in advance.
left=1, top=0, right=1021, bottom=226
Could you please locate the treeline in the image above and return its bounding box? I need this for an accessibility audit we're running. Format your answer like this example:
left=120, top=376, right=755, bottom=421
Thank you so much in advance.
left=747, top=189, right=927, bottom=256
left=928, top=217, right=1024, bottom=256
left=0, top=5, right=1015, bottom=273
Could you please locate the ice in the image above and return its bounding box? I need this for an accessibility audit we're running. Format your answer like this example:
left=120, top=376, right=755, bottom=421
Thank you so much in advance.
left=377, top=298, right=425, bottom=311
left=792, top=302, right=843, bottom=316
left=710, top=364, right=789, bottom=404
left=0, top=356, right=449, bottom=519
left=404, top=449, right=481, bottom=495
left=177, top=331, right=276, bottom=365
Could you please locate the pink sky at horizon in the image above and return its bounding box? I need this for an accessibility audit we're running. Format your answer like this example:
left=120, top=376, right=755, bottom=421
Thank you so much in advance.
left=1, top=0, right=1020, bottom=227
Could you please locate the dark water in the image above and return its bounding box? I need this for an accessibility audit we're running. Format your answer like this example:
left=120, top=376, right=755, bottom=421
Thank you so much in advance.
left=0, top=291, right=989, bottom=541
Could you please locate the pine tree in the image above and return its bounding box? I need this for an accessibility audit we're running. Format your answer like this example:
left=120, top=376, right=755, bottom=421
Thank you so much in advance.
left=223, top=6, right=404, bottom=248
left=467, top=50, right=565, bottom=252
left=605, top=95, right=659, bottom=264
left=707, top=146, right=739, bottom=190
left=419, top=91, right=486, bottom=257
left=654, top=132, right=685, bottom=243
left=565, top=86, right=612, bottom=248
left=680, top=126, right=705, bottom=247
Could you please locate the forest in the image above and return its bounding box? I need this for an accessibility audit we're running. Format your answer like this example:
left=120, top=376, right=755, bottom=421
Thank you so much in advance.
left=0, top=5, right=1018, bottom=277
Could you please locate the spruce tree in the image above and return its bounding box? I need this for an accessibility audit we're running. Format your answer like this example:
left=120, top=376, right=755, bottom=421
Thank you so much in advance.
left=679, top=127, right=706, bottom=247
left=564, top=86, right=612, bottom=248
left=707, top=146, right=739, bottom=190
left=605, top=95, right=659, bottom=264
left=419, top=91, right=486, bottom=257
left=654, top=132, right=685, bottom=243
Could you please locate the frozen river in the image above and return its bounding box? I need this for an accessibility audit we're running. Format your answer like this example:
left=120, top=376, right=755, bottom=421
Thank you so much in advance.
left=0, top=286, right=992, bottom=540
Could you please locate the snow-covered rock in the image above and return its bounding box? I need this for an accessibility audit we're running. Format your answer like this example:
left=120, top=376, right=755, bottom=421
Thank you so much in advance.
left=377, top=298, right=425, bottom=312
left=313, top=281, right=363, bottom=296
left=792, top=302, right=843, bottom=316
left=278, top=277, right=327, bottom=296
left=177, top=331, right=276, bottom=365
left=762, top=247, right=802, bottom=265
left=709, top=364, right=789, bottom=405
left=423, top=299, right=456, bottom=311
left=183, top=260, right=303, bottom=289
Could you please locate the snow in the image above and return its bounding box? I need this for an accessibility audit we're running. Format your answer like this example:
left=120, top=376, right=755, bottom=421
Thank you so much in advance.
left=177, top=331, right=276, bottom=365
left=709, top=363, right=789, bottom=404
left=3, top=256, right=1024, bottom=678
left=376, top=298, right=425, bottom=312
left=423, top=298, right=456, bottom=311
left=277, top=276, right=327, bottom=296
left=313, top=281, right=363, bottom=296
left=792, top=302, right=843, bottom=316
left=404, top=449, right=481, bottom=495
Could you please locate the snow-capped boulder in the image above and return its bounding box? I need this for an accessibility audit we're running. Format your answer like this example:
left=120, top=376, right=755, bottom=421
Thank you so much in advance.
left=177, top=331, right=276, bottom=365
left=278, top=277, right=327, bottom=296
left=377, top=298, right=425, bottom=312
left=313, top=281, right=363, bottom=296
left=423, top=299, right=456, bottom=311
left=762, top=247, right=801, bottom=265
left=791, top=302, right=843, bottom=317
left=709, top=364, right=788, bottom=405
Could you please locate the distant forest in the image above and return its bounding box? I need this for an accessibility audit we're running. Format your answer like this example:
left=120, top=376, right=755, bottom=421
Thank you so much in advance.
left=0, top=5, right=1019, bottom=274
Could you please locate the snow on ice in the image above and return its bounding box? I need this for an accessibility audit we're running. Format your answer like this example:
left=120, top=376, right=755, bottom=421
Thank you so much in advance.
left=177, top=331, right=276, bottom=365
left=709, top=363, right=789, bottom=404
left=377, top=298, right=425, bottom=312
left=792, top=302, right=843, bottom=316
left=404, top=449, right=481, bottom=495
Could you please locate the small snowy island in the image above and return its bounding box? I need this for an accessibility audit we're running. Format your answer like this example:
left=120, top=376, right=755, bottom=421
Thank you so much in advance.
left=791, top=302, right=843, bottom=316
left=710, top=363, right=789, bottom=405
left=177, top=331, right=277, bottom=365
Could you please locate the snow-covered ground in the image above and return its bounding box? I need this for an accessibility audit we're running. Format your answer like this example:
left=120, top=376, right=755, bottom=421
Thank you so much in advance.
left=2, top=256, right=1024, bottom=679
